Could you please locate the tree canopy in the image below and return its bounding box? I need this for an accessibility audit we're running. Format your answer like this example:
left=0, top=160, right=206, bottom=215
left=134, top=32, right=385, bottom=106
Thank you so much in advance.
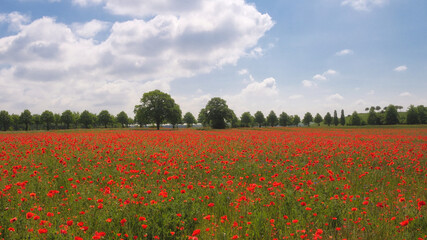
left=201, top=97, right=234, bottom=129
left=41, top=110, right=54, bottom=130
left=302, top=112, right=313, bottom=126
left=183, top=112, right=197, bottom=128
left=254, top=111, right=265, bottom=127
left=135, top=90, right=180, bottom=130
left=266, top=111, right=279, bottom=127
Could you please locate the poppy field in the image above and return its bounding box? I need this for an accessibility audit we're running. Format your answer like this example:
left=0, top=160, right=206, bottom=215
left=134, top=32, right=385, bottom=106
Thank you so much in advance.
left=0, top=128, right=426, bottom=240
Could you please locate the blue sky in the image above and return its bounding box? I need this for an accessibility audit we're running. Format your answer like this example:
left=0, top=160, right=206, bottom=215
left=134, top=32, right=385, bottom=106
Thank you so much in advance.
left=0, top=0, right=426, bottom=118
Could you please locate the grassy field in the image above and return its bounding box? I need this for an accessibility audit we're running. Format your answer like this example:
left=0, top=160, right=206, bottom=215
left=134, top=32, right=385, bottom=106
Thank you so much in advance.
left=0, top=127, right=426, bottom=239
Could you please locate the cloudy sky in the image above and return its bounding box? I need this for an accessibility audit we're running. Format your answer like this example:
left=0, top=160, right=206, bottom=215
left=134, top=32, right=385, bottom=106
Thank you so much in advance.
left=1, top=0, right=426, bottom=118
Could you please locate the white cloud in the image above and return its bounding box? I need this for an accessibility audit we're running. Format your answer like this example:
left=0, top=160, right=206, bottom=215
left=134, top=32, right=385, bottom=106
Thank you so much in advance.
left=302, top=80, right=317, bottom=88
left=311, top=69, right=337, bottom=81
left=226, top=77, right=279, bottom=115
left=72, top=20, right=110, bottom=38
left=72, top=0, right=103, bottom=6
left=0, top=12, right=30, bottom=31
left=399, top=92, right=411, bottom=97
left=394, top=65, right=407, bottom=72
left=0, top=1, right=273, bottom=115
left=354, top=99, right=367, bottom=106
left=289, top=94, right=303, bottom=100
left=367, top=90, right=375, bottom=95
left=238, top=69, right=248, bottom=75
left=327, top=93, right=344, bottom=101
left=342, top=0, right=388, bottom=11
left=335, top=49, right=354, bottom=56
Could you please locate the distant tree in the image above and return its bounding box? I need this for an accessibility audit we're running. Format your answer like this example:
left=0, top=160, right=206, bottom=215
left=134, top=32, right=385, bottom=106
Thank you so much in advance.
left=169, top=104, right=182, bottom=128
left=406, top=105, right=419, bottom=124
left=375, top=106, right=381, bottom=111
left=20, top=109, right=32, bottom=131
left=254, top=111, right=265, bottom=127
left=240, top=112, right=253, bottom=127
left=11, top=114, right=20, bottom=130
left=61, top=110, right=74, bottom=129
left=0, top=110, right=11, bottom=131
left=41, top=110, right=54, bottom=130
left=72, top=112, right=80, bottom=128
left=279, top=112, right=290, bottom=126
left=367, top=108, right=379, bottom=125
left=314, top=113, right=323, bottom=126
left=350, top=111, right=361, bottom=126
left=33, top=114, right=41, bottom=130
left=116, top=111, right=129, bottom=128
left=135, top=90, right=179, bottom=130
left=230, top=110, right=239, bottom=128
left=201, top=97, right=234, bottom=129
left=302, top=112, right=313, bottom=126
left=183, top=112, right=196, bottom=128
left=340, top=110, right=345, bottom=126
left=417, top=105, right=426, bottom=124
left=384, top=105, right=399, bottom=125
left=396, top=105, right=404, bottom=112
left=324, top=112, right=332, bottom=126
left=98, top=110, right=112, bottom=128
left=54, top=113, right=61, bottom=129
left=293, top=115, right=301, bottom=126
left=333, top=110, right=339, bottom=126
left=365, top=107, right=369, bottom=112
left=79, top=110, right=94, bottom=128
left=197, top=108, right=208, bottom=127
left=266, top=110, right=279, bottom=127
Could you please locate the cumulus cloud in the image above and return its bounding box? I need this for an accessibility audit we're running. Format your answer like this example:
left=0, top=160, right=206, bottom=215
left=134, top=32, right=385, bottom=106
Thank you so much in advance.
left=0, top=12, right=30, bottom=31
left=342, top=0, right=388, bottom=11
left=394, top=65, right=407, bottom=72
left=0, top=0, right=273, bottom=114
left=226, top=77, right=279, bottom=115
left=72, top=20, right=110, bottom=38
left=335, top=49, right=354, bottom=56
left=399, top=92, right=411, bottom=97
left=302, top=80, right=317, bottom=88
left=327, top=93, right=344, bottom=101
left=238, top=69, right=248, bottom=75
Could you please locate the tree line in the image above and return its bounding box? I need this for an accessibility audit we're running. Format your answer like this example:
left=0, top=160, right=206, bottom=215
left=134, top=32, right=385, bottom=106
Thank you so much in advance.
left=0, top=90, right=426, bottom=131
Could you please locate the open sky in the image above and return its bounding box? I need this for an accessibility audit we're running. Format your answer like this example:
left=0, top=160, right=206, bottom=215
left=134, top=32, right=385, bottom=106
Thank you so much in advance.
left=1, top=0, right=426, bottom=118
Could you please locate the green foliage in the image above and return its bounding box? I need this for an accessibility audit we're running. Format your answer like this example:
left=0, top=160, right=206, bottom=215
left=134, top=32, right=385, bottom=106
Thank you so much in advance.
left=197, top=108, right=208, bottom=127
left=61, top=110, right=74, bottom=129
left=202, top=97, right=234, bottom=129
left=324, top=112, right=332, bottom=126
left=20, top=109, right=32, bottom=131
left=406, top=105, right=419, bottom=124
left=136, top=90, right=179, bottom=130
left=169, top=104, right=182, bottom=128
left=314, top=113, right=323, bottom=126
left=350, top=111, right=361, bottom=126
left=0, top=110, right=11, bottom=131
left=340, top=109, right=345, bottom=126
left=182, top=112, right=196, bottom=128
left=302, top=112, right=313, bottom=126
left=333, top=110, right=339, bottom=126
left=367, top=108, right=379, bottom=125
left=117, top=111, right=129, bottom=128
left=98, top=110, right=112, bottom=128
left=417, top=105, right=426, bottom=124
left=385, top=104, right=399, bottom=125
left=79, top=110, right=94, bottom=128
left=279, top=112, right=290, bottom=126
left=41, top=110, right=55, bottom=130
left=266, top=110, right=279, bottom=127
left=254, top=111, right=265, bottom=127
left=240, top=112, right=253, bottom=127
left=293, top=115, right=301, bottom=125
left=33, top=114, right=41, bottom=130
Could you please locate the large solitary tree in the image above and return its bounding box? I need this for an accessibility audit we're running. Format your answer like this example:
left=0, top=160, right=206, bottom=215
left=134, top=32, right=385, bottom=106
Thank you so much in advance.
left=200, top=97, right=234, bottom=129
left=135, top=90, right=180, bottom=130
